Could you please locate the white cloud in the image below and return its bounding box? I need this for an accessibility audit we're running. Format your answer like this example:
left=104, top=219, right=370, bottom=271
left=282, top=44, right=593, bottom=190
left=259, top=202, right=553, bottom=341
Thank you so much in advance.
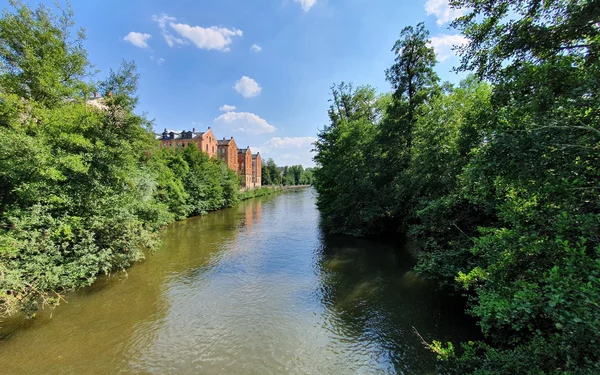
left=294, top=0, right=317, bottom=12
left=234, top=76, right=262, bottom=98
left=250, top=44, right=262, bottom=52
left=425, top=0, right=466, bottom=26
left=260, top=137, right=316, bottom=167
left=429, top=34, right=468, bottom=62
left=170, top=23, right=243, bottom=51
left=150, top=56, right=166, bottom=65
left=152, top=14, right=242, bottom=51
left=214, top=111, right=276, bottom=135
left=219, top=104, right=237, bottom=112
left=152, top=14, right=186, bottom=47
left=123, top=32, right=152, bottom=48
left=265, top=137, right=317, bottom=148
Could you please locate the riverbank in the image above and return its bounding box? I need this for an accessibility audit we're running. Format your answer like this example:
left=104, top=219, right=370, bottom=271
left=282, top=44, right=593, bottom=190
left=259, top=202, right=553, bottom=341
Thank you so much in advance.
left=283, top=185, right=311, bottom=189
left=240, top=186, right=283, bottom=200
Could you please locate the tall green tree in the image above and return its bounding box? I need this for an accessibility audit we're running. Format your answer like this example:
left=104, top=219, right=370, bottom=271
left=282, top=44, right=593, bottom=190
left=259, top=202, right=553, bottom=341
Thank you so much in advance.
left=378, top=23, right=440, bottom=233
left=0, top=0, right=90, bottom=107
left=314, top=83, right=385, bottom=234
left=262, top=158, right=282, bottom=186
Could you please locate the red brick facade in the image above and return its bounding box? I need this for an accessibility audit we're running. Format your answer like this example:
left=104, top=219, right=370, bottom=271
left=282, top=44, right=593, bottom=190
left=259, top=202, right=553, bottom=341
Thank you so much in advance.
left=217, top=137, right=238, bottom=172
left=238, top=147, right=253, bottom=188
left=252, top=153, right=262, bottom=188
left=158, top=127, right=218, bottom=158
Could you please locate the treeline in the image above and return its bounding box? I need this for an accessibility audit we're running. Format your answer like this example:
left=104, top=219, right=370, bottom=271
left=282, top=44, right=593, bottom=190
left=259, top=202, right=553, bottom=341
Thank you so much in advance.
left=261, top=158, right=315, bottom=186
left=0, top=2, right=241, bottom=317
left=314, top=1, right=599, bottom=374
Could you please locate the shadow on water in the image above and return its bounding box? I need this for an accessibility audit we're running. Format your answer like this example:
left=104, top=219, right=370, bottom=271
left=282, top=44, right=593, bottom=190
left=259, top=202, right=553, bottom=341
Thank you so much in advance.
left=314, top=233, right=480, bottom=374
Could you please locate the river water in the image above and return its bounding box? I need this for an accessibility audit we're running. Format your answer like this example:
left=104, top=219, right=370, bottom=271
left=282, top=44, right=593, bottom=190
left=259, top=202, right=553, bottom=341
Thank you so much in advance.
left=0, top=188, right=476, bottom=374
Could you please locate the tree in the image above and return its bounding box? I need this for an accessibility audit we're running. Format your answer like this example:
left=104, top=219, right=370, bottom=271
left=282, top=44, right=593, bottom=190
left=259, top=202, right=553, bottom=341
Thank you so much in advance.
left=0, top=0, right=90, bottom=107
left=385, top=22, right=439, bottom=130
left=313, top=83, right=386, bottom=234
left=261, top=165, right=272, bottom=185
left=261, top=158, right=281, bottom=186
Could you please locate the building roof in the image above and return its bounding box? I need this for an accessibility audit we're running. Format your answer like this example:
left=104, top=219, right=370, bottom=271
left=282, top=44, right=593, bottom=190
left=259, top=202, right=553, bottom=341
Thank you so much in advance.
left=238, top=148, right=248, bottom=154
left=252, top=153, right=261, bottom=159
left=217, top=139, right=231, bottom=146
left=156, top=129, right=206, bottom=141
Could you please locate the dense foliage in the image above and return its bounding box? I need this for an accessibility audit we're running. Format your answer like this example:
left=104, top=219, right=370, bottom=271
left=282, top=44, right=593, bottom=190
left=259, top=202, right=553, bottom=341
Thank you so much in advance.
left=313, top=1, right=600, bottom=373
left=261, top=158, right=315, bottom=186
left=282, top=165, right=314, bottom=186
left=0, top=1, right=242, bottom=317
left=261, top=158, right=283, bottom=186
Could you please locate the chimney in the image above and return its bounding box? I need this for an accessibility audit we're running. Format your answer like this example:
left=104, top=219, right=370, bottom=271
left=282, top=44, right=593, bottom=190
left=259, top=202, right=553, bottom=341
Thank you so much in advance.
left=193, top=128, right=196, bottom=132
left=93, top=92, right=98, bottom=98
left=223, top=137, right=226, bottom=140
left=208, top=126, right=211, bottom=129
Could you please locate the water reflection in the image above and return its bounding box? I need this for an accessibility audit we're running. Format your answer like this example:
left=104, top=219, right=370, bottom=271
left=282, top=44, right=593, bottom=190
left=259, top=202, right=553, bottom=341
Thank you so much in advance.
left=315, top=234, right=477, bottom=374
left=0, top=188, right=476, bottom=375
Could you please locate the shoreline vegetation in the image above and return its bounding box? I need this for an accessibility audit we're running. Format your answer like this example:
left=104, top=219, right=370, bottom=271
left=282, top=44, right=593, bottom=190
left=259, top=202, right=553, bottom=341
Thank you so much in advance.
left=0, top=2, right=297, bottom=319
left=313, top=1, right=599, bottom=374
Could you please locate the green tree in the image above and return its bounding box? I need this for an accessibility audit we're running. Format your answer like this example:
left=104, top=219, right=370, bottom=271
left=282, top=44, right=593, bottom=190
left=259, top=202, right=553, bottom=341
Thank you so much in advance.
left=261, top=158, right=282, bottom=186
left=0, top=0, right=90, bottom=107
left=261, top=165, right=272, bottom=185
left=377, top=23, right=441, bottom=233
left=313, top=83, right=385, bottom=234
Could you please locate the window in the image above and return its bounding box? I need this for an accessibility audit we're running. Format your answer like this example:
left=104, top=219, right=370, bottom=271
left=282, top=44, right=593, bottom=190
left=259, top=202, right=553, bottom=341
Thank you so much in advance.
left=206, top=144, right=208, bottom=151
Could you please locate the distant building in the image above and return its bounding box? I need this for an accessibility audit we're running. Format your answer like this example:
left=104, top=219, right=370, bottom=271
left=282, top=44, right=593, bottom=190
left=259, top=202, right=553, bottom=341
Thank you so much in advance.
left=238, top=147, right=253, bottom=187
left=217, top=137, right=239, bottom=172
left=155, top=127, right=263, bottom=189
left=157, top=127, right=218, bottom=158
left=252, top=153, right=262, bottom=188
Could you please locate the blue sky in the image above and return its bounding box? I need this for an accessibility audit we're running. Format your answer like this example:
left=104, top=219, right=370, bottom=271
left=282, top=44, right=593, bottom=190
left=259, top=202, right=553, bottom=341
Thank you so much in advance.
left=9, top=0, right=468, bottom=167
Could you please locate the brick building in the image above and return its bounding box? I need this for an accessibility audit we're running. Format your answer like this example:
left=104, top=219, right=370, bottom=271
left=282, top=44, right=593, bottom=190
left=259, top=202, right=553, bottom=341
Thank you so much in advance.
left=252, top=153, right=262, bottom=188
left=156, top=127, right=264, bottom=189
left=238, top=147, right=253, bottom=188
left=217, top=137, right=238, bottom=172
left=157, top=127, right=218, bottom=158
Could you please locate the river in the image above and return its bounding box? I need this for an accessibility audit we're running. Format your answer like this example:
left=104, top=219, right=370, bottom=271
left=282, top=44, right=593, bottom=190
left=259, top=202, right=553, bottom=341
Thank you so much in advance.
left=0, top=188, right=477, bottom=374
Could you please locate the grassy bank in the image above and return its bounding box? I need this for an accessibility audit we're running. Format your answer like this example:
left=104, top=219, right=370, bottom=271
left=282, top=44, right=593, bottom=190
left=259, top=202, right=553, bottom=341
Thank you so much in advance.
left=240, top=186, right=283, bottom=201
